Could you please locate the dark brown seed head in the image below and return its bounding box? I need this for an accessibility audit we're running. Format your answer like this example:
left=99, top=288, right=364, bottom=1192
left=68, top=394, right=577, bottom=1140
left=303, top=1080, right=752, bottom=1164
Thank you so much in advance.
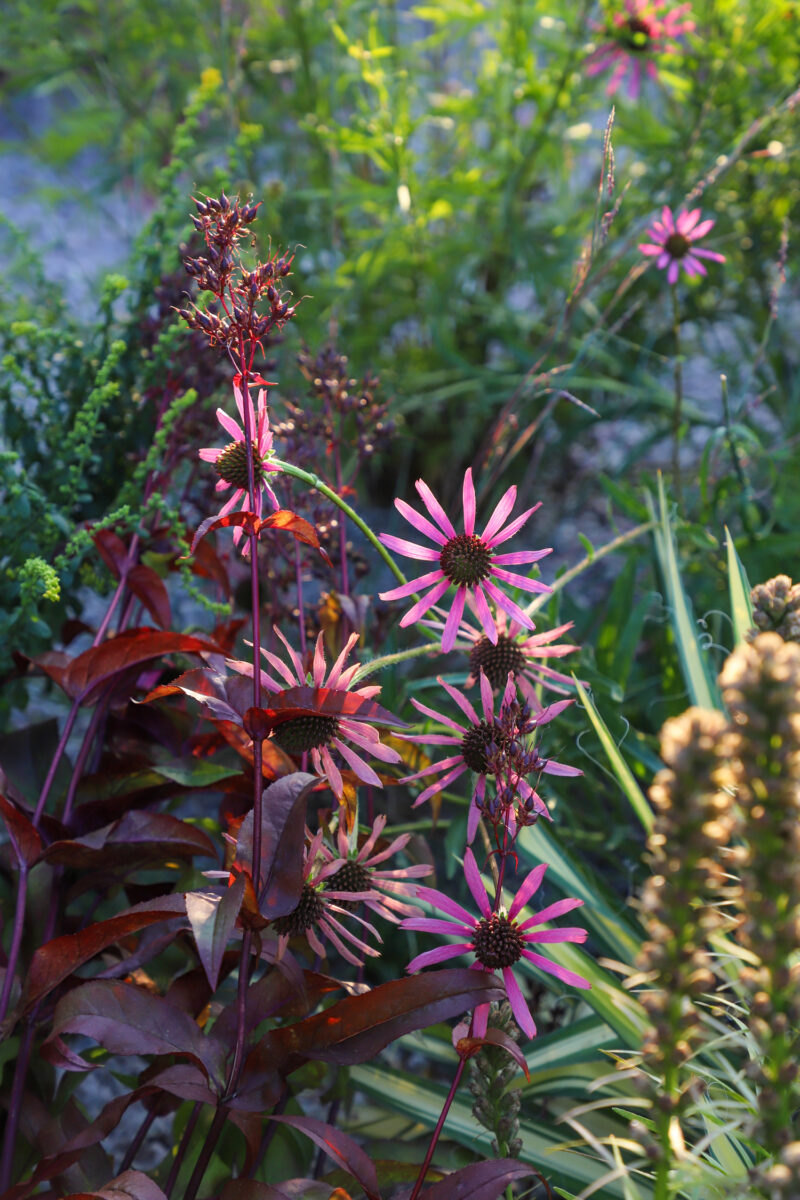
left=473, top=913, right=524, bottom=969
left=440, top=534, right=493, bottom=587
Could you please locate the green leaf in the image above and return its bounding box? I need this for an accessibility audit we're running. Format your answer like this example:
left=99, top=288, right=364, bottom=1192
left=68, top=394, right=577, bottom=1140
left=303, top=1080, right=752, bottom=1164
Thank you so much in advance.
left=647, top=478, right=722, bottom=711
left=724, top=526, right=753, bottom=647
left=573, top=678, right=653, bottom=835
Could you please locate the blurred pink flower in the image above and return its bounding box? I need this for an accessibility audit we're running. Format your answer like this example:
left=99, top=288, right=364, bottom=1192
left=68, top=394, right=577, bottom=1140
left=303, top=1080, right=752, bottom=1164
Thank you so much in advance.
left=258, top=628, right=402, bottom=802
left=319, top=813, right=433, bottom=923
left=199, top=382, right=281, bottom=550
left=425, top=600, right=580, bottom=709
left=379, top=468, right=552, bottom=653
left=401, top=848, right=590, bottom=1038
left=398, top=672, right=575, bottom=842
left=639, top=205, right=725, bottom=284
left=584, top=1, right=695, bottom=100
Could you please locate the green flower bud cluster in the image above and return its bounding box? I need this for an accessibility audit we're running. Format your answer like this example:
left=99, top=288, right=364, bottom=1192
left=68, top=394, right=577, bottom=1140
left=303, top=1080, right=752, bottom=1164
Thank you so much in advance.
left=748, top=576, right=800, bottom=644
left=18, top=556, right=60, bottom=609
left=720, top=634, right=800, bottom=1190
left=633, top=707, right=735, bottom=1157
left=467, top=1002, right=523, bottom=1159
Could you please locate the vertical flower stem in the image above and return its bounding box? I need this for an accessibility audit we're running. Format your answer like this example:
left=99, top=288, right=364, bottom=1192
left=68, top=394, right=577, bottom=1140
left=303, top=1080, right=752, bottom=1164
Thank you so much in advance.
left=32, top=699, right=80, bottom=828
left=225, top=929, right=253, bottom=1095
left=183, top=1104, right=230, bottom=1200
left=119, top=1101, right=162, bottom=1173
left=295, top=540, right=307, bottom=657
left=0, top=864, right=27, bottom=1025
left=334, top=415, right=350, bottom=600
left=409, top=1056, right=468, bottom=1200
left=0, top=1023, right=35, bottom=1190
left=671, top=285, right=683, bottom=508
left=164, top=1099, right=204, bottom=1197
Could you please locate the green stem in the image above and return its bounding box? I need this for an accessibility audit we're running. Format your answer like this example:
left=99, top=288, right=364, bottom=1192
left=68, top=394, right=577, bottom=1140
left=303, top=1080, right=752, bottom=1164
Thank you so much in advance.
left=352, top=641, right=440, bottom=683
left=274, top=459, right=408, bottom=587
left=671, top=285, right=683, bottom=508
left=523, top=520, right=656, bottom=619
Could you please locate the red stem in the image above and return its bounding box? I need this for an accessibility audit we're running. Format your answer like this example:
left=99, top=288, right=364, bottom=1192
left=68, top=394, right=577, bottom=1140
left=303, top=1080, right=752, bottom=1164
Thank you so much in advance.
left=409, top=1056, right=468, bottom=1200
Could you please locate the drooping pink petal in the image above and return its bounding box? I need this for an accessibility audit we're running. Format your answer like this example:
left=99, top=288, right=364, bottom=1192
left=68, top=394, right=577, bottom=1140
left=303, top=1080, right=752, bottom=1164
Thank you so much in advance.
left=412, top=884, right=477, bottom=926
left=402, top=916, right=476, bottom=938
left=442, top=587, right=467, bottom=653
left=521, top=950, right=591, bottom=989
left=399, top=578, right=453, bottom=626
left=540, top=760, right=583, bottom=777
left=503, top=967, right=536, bottom=1038
left=400, top=754, right=464, bottom=784
left=438, top=678, right=481, bottom=726
left=472, top=585, right=496, bottom=642
left=380, top=569, right=446, bottom=602
left=667, top=259, right=680, bottom=285
left=379, top=534, right=442, bottom=561
left=319, top=745, right=344, bottom=799
left=216, top=406, right=244, bottom=442
left=472, top=1001, right=490, bottom=1038
left=407, top=943, right=472, bottom=972
left=413, top=763, right=468, bottom=806
left=523, top=927, right=588, bottom=944
left=692, top=248, right=725, bottom=262
left=478, top=670, right=494, bottom=722
left=491, top=549, right=552, bottom=566
left=333, top=739, right=383, bottom=788
left=483, top=580, right=535, bottom=630
left=491, top=566, right=552, bottom=595
left=410, top=696, right=466, bottom=733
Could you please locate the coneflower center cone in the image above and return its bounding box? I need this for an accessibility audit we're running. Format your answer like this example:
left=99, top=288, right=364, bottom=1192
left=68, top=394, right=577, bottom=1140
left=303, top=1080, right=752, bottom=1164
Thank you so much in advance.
left=216, top=441, right=267, bottom=490
left=664, top=232, right=691, bottom=259
left=328, top=861, right=372, bottom=911
left=473, top=913, right=524, bottom=969
left=439, top=534, right=493, bottom=587
left=469, top=635, right=526, bottom=690
left=461, top=720, right=506, bottom=774
left=272, top=883, right=324, bottom=935
left=272, top=714, right=340, bottom=754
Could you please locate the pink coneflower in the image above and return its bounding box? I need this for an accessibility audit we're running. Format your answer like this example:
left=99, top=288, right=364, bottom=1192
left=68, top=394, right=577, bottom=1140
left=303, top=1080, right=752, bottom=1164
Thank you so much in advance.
left=199, top=382, right=281, bottom=549
left=425, top=601, right=579, bottom=709
left=584, top=1, right=695, bottom=100
left=399, top=672, right=575, bottom=841
left=401, top=848, right=590, bottom=1038
left=379, top=469, right=552, bottom=653
left=258, top=628, right=402, bottom=802
left=274, top=829, right=382, bottom=967
left=638, top=206, right=725, bottom=284
left=318, top=814, right=433, bottom=922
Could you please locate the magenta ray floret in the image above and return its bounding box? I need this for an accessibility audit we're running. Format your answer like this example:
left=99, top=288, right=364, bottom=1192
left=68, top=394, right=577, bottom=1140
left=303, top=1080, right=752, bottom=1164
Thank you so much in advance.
left=198, top=382, right=282, bottom=549
left=401, top=848, right=590, bottom=1038
left=379, top=468, right=552, bottom=653
left=639, top=206, right=725, bottom=285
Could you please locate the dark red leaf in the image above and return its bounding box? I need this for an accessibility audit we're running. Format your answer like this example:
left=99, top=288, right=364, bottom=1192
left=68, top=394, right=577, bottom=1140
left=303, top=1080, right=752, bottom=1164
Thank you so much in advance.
left=189, top=510, right=261, bottom=554
left=418, top=1159, right=539, bottom=1200
left=62, top=628, right=223, bottom=705
left=43, top=811, right=215, bottom=871
left=453, top=1028, right=530, bottom=1082
left=0, top=794, right=42, bottom=867
left=17, top=895, right=188, bottom=1017
left=127, top=564, right=171, bottom=629
left=62, top=1169, right=168, bottom=1199
left=272, top=970, right=504, bottom=1068
left=93, top=530, right=129, bottom=580
left=186, top=876, right=245, bottom=992
left=259, top=510, right=333, bottom=566
left=145, top=1063, right=217, bottom=1105
left=45, top=980, right=227, bottom=1086
left=270, top=1115, right=380, bottom=1200
left=233, top=773, right=316, bottom=919
left=190, top=537, right=231, bottom=592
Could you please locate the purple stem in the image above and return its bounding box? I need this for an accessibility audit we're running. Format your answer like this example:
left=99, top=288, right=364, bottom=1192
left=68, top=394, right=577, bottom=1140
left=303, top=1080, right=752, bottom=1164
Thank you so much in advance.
left=224, top=929, right=253, bottom=1096
left=0, top=864, right=27, bottom=1025
left=32, top=699, right=80, bottom=829
left=119, top=1100, right=161, bottom=1173
left=294, top=540, right=307, bottom=657
left=165, top=1098, right=204, bottom=1197
left=334, top=417, right=349, bottom=599
left=0, top=1023, right=35, bottom=1190
left=408, top=1056, right=468, bottom=1200
left=183, top=1104, right=229, bottom=1200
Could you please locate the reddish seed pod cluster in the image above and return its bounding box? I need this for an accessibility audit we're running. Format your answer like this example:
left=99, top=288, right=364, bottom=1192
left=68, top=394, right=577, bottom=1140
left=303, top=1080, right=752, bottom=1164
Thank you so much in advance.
left=177, top=192, right=297, bottom=352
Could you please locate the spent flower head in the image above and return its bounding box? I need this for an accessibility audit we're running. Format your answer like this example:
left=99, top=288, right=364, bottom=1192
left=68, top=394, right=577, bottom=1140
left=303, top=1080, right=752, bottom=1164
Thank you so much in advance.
left=380, top=469, right=552, bottom=653
left=402, top=848, right=590, bottom=1039
left=639, top=205, right=725, bottom=284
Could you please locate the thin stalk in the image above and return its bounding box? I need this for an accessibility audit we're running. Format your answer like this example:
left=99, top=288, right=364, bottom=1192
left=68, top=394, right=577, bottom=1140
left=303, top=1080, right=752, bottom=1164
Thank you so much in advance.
left=119, top=1101, right=161, bottom=1173
left=351, top=640, right=440, bottom=683
left=32, top=699, right=80, bottom=828
left=524, top=520, right=656, bottom=620
left=408, top=1056, right=468, bottom=1200
left=183, top=1104, right=229, bottom=1200
left=274, top=459, right=408, bottom=587
left=0, top=865, right=27, bottom=1025
left=225, top=930, right=253, bottom=1096
left=671, top=285, right=684, bottom=507
left=0, top=1023, right=35, bottom=1190
left=165, top=1099, right=204, bottom=1197
left=334, top=414, right=350, bottom=599
left=294, top=540, right=307, bottom=657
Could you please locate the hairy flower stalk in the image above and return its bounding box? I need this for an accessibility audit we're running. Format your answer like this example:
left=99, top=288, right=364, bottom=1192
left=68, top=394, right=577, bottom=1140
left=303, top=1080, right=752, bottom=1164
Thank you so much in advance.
left=720, top=635, right=800, bottom=1194
left=632, top=708, right=734, bottom=1193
